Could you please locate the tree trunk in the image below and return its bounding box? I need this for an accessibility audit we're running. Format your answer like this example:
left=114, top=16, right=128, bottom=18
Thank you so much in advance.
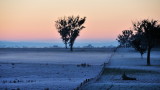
left=147, top=46, right=151, bottom=66
left=65, top=43, right=67, bottom=49
left=64, top=37, right=68, bottom=49
left=141, top=54, right=143, bottom=59
left=70, top=44, right=73, bottom=51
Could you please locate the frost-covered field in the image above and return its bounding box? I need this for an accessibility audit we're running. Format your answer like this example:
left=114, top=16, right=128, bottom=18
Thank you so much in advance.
left=83, top=48, right=160, bottom=90
left=0, top=48, right=113, bottom=64
left=0, top=48, right=113, bottom=90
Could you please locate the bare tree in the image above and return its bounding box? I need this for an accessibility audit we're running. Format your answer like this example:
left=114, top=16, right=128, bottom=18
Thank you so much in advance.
left=133, top=19, right=160, bottom=65
left=117, top=30, right=133, bottom=47
left=131, top=33, right=147, bottom=59
left=55, top=16, right=86, bottom=51
left=55, top=17, right=70, bottom=48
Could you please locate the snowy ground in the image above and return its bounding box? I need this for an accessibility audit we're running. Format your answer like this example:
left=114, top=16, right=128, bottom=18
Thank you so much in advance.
left=0, top=48, right=113, bottom=90
left=82, top=48, right=160, bottom=90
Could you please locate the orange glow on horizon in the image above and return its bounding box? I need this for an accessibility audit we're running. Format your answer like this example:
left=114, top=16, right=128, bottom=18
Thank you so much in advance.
left=0, top=0, right=160, bottom=41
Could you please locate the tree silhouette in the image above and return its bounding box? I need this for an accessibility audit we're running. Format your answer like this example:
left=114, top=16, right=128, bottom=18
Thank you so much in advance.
left=55, top=17, right=70, bottom=48
left=55, top=16, right=86, bottom=51
left=133, top=19, right=160, bottom=65
left=117, top=30, right=133, bottom=47
left=131, top=33, right=147, bottom=59
left=154, top=25, right=160, bottom=47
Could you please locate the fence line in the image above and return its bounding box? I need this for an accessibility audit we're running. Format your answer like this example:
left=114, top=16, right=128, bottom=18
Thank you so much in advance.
left=74, top=47, right=119, bottom=90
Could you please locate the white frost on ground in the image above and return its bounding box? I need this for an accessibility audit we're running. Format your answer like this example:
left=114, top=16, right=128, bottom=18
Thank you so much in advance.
left=0, top=64, right=102, bottom=90
left=0, top=48, right=113, bottom=65
left=0, top=48, right=113, bottom=90
left=82, top=48, right=160, bottom=90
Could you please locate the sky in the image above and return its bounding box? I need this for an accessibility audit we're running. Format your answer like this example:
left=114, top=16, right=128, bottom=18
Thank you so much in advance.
left=0, top=0, right=160, bottom=41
